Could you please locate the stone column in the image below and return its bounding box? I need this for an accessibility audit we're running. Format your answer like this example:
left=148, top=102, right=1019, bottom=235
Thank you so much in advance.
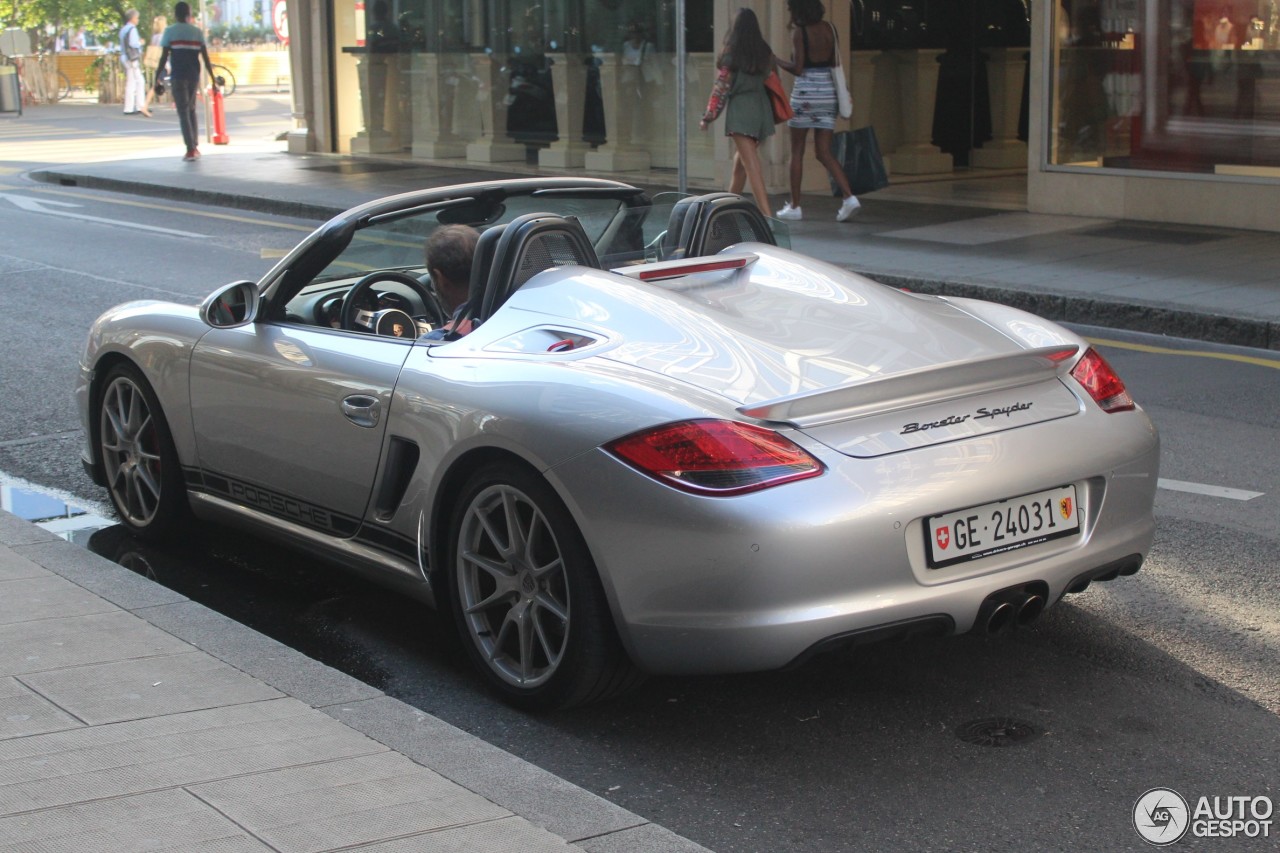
left=539, top=53, right=589, bottom=169
left=466, top=52, right=526, bottom=163
left=410, top=52, right=467, bottom=159
left=971, top=48, right=1029, bottom=169
left=584, top=52, right=651, bottom=172
left=351, top=51, right=399, bottom=154
left=886, top=49, right=952, bottom=175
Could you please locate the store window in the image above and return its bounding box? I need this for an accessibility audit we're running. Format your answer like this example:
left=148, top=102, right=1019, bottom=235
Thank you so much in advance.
left=331, top=0, right=714, bottom=161
left=1050, top=0, right=1280, bottom=175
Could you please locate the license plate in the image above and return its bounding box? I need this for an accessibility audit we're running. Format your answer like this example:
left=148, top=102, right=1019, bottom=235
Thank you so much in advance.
left=925, top=485, right=1080, bottom=569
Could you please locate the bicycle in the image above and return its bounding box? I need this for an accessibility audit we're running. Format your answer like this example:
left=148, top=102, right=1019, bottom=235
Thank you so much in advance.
left=210, top=63, right=236, bottom=96
left=18, top=52, right=72, bottom=103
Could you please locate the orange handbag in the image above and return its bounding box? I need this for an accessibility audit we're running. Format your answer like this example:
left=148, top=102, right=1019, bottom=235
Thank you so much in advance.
left=764, top=70, right=793, bottom=124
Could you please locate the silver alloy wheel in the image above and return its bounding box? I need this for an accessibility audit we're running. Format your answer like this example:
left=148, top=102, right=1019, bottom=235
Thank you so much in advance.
left=457, top=483, right=571, bottom=689
left=99, top=375, right=163, bottom=528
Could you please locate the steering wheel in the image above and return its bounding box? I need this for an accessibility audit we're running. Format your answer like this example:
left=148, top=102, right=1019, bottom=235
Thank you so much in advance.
left=340, top=271, right=448, bottom=333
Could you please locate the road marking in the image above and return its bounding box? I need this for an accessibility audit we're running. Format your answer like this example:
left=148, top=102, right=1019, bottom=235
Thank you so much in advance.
left=1158, top=478, right=1264, bottom=500
left=1088, top=336, right=1280, bottom=370
left=29, top=186, right=316, bottom=232
left=0, top=192, right=204, bottom=238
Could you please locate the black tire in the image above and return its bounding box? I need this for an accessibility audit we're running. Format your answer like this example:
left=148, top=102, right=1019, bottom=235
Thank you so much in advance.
left=211, top=64, right=236, bottom=96
left=55, top=70, right=71, bottom=101
left=97, top=363, right=189, bottom=541
left=447, top=461, right=643, bottom=709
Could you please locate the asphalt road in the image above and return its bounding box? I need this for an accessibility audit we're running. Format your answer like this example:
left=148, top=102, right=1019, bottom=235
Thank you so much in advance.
left=1, top=184, right=1277, bottom=852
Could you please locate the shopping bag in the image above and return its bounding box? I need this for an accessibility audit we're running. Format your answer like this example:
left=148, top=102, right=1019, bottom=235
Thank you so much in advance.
left=830, top=126, right=890, bottom=196
left=764, top=70, right=793, bottom=124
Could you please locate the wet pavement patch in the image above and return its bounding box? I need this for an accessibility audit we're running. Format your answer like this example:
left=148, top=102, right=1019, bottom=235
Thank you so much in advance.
left=956, top=717, right=1040, bottom=747
left=301, top=161, right=421, bottom=175
left=1076, top=224, right=1228, bottom=245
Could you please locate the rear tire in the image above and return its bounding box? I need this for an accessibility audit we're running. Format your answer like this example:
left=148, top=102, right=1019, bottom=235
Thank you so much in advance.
left=97, top=363, right=189, bottom=541
left=447, top=461, right=642, bottom=709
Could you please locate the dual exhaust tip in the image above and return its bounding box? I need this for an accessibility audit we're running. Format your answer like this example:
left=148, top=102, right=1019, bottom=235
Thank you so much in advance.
left=975, top=588, right=1046, bottom=636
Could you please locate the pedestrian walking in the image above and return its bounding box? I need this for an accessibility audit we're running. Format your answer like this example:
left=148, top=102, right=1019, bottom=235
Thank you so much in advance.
left=154, top=2, right=218, bottom=162
left=119, top=9, right=149, bottom=117
left=143, top=15, right=167, bottom=115
left=775, top=0, right=860, bottom=222
left=699, top=8, right=778, bottom=218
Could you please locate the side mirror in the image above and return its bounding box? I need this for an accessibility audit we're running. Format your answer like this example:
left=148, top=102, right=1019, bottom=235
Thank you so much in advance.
left=200, top=280, right=260, bottom=328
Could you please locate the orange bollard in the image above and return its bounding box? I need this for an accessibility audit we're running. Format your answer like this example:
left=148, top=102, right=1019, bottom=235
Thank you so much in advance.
left=211, top=79, right=229, bottom=145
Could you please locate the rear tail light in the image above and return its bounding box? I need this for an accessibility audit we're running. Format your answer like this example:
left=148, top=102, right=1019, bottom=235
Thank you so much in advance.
left=1070, top=347, right=1134, bottom=413
left=605, top=419, right=824, bottom=495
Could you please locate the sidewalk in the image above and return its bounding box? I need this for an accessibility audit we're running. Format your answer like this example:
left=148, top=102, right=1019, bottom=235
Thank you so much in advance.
left=6, top=124, right=1277, bottom=349
left=0, top=510, right=708, bottom=852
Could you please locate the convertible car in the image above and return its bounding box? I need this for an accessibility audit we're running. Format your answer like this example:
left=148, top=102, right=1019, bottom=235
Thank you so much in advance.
left=77, top=178, right=1159, bottom=708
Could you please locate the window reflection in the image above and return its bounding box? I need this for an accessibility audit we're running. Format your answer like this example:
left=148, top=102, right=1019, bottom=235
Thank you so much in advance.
left=1052, top=0, right=1280, bottom=175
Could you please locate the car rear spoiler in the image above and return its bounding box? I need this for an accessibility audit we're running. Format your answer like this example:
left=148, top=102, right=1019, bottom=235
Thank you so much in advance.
left=738, top=345, right=1081, bottom=427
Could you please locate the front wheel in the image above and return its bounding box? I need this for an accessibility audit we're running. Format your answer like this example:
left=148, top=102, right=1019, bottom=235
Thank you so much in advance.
left=97, top=363, right=189, bottom=540
left=448, top=462, right=642, bottom=709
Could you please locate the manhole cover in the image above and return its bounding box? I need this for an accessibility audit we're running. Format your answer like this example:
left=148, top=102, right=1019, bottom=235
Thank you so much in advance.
left=956, top=717, right=1040, bottom=747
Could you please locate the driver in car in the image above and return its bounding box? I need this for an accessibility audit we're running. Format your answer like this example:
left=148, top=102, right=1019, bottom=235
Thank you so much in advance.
left=422, top=224, right=480, bottom=341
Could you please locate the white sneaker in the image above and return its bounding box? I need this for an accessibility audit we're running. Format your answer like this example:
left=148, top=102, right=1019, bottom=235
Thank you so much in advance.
left=776, top=203, right=803, bottom=221
left=836, top=195, right=862, bottom=222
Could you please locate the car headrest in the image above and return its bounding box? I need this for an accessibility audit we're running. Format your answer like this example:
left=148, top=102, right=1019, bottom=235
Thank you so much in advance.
left=479, top=214, right=600, bottom=321
left=662, top=192, right=775, bottom=260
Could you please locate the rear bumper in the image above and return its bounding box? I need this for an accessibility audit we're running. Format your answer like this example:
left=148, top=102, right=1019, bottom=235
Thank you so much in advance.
left=550, top=409, right=1159, bottom=675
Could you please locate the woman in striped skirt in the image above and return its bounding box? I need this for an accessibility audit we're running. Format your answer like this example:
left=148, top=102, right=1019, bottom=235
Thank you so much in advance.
left=776, top=0, right=860, bottom=222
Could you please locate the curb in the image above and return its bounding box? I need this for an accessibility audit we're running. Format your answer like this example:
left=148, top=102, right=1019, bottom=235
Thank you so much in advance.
left=869, top=273, right=1280, bottom=352
left=29, top=167, right=346, bottom=222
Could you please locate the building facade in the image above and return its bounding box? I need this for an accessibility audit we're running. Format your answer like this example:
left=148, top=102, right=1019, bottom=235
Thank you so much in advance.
left=281, top=1, right=1280, bottom=232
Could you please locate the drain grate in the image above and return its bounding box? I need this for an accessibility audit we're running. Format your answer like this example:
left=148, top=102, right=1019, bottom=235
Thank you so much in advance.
left=1076, top=224, right=1227, bottom=245
left=956, top=717, right=1040, bottom=747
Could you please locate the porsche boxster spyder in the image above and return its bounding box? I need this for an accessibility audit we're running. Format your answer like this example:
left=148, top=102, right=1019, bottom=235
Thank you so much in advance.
left=77, top=178, right=1159, bottom=708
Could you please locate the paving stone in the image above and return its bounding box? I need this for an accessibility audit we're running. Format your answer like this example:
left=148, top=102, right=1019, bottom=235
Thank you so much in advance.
left=0, top=547, right=49, bottom=582
left=0, top=574, right=118, bottom=625
left=144, top=601, right=383, bottom=708
left=325, top=696, right=645, bottom=844
left=0, top=698, right=386, bottom=814
left=0, top=611, right=191, bottom=677
left=191, top=751, right=509, bottom=853
left=20, top=651, right=282, bottom=725
left=346, top=816, right=581, bottom=852
left=0, top=677, right=82, bottom=739
left=0, top=788, right=272, bottom=851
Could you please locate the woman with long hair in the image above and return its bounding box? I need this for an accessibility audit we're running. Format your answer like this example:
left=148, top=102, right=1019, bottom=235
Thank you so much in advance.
left=775, top=0, right=860, bottom=221
left=699, top=8, right=777, bottom=217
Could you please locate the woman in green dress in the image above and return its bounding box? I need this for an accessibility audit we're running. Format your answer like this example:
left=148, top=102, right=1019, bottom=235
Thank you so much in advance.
left=699, top=8, right=777, bottom=217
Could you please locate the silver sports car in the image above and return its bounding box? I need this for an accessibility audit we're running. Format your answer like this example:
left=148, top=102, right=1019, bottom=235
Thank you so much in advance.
left=77, top=178, right=1159, bottom=708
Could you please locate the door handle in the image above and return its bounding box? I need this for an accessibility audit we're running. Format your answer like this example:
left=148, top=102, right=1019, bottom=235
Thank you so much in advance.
left=340, top=394, right=381, bottom=428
